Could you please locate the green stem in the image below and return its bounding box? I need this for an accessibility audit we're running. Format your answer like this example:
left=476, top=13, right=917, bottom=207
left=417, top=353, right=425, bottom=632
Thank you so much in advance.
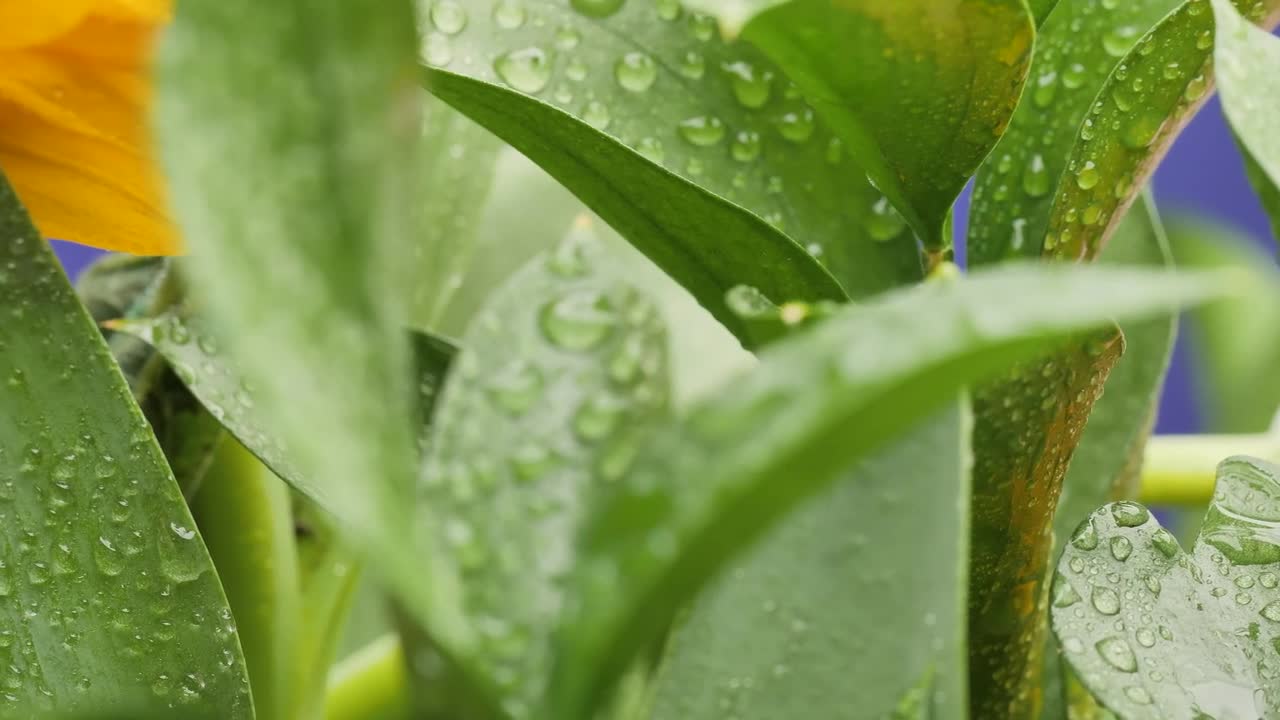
left=324, top=635, right=411, bottom=720
left=1140, top=433, right=1276, bottom=505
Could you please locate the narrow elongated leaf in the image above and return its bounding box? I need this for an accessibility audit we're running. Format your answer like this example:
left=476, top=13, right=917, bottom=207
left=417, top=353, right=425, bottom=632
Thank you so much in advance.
left=156, top=0, right=472, bottom=649
left=0, top=177, right=252, bottom=716
left=1052, top=457, right=1280, bottom=719
left=1166, top=216, right=1280, bottom=432
left=421, top=0, right=925, bottom=316
left=1040, top=0, right=1280, bottom=262
left=409, top=226, right=672, bottom=717
left=1029, top=0, right=1062, bottom=26
left=727, top=0, right=1035, bottom=250
left=1239, top=140, right=1280, bottom=243
left=967, top=0, right=1182, bottom=264
left=547, top=263, right=1226, bottom=719
left=648, top=403, right=972, bottom=720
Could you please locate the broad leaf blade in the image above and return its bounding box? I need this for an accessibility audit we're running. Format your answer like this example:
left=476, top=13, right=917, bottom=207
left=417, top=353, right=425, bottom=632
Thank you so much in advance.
left=0, top=178, right=252, bottom=716
left=1052, top=457, right=1280, bottom=718
left=548, top=263, right=1226, bottom=719
left=410, top=226, right=673, bottom=716
left=648, top=403, right=973, bottom=720
left=731, top=0, right=1035, bottom=249
left=155, top=0, right=470, bottom=648
left=967, top=0, right=1183, bottom=265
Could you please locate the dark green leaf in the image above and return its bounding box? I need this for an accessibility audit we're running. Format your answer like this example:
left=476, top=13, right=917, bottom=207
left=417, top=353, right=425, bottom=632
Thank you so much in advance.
left=1052, top=456, right=1280, bottom=718
left=967, top=0, right=1182, bottom=265
left=648, top=403, right=972, bottom=720
left=728, top=0, right=1035, bottom=250
left=156, top=0, right=472, bottom=649
left=409, top=224, right=673, bottom=717
left=547, top=263, right=1226, bottom=719
left=0, top=176, right=252, bottom=716
left=1029, top=0, right=1062, bottom=26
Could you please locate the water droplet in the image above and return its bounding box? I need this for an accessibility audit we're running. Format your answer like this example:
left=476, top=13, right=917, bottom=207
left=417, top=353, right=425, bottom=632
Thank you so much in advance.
left=723, top=61, right=772, bottom=108
left=679, top=51, right=706, bottom=79
left=1111, top=502, right=1150, bottom=527
left=678, top=115, right=726, bottom=146
left=540, top=290, right=616, bottom=350
left=493, top=0, right=527, bottom=28
left=615, top=52, right=657, bottom=93
left=776, top=108, right=815, bottom=143
left=582, top=100, right=610, bottom=130
left=731, top=130, right=761, bottom=162
left=1261, top=600, right=1280, bottom=622
left=1023, top=154, right=1050, bottom=197
left=1062, top=63, right=1087, bottom=89
left=1110, top=536, right=1133, bottom=561
left=487, top=362, right=544, bottom=415
left=1150, top=528, right=1180, bottom=558
left=571, top=0, right=624, bottom=18
left=1135, top=627, right=1156, bottom=648
left=1075, top=161, right=1100, bottom=190
left=635, top=137, right=664, bottom=164
left=1053, top=577, right=1081, bottom=607
left=574, top=395, right=627, bottom=442
left=1092, top=586, right=1121, bottom=615
left=495, top=47, right=551, bottom=94
left=94, top=536, right=124, bottom=577
left=554, top=24, right=580, bottom=50
left=431, top=0, right=467, bottom=34
left=510, top=443, right=556, bottom=482
left=1262, top=572, right=1278, bottom=589
left=865, top=197, right=906, bottom=241
left=1124, top=686, right=1152, bottom=704
left=1102, top=26, right=1140, bottom=57
left=689, top=13, right=715, bottom=41
left=1071, top=518, right=1100, bottom=550
left=1095, top=636, right=1138, bottom=672
left=655, top=0, right=681, bottom=21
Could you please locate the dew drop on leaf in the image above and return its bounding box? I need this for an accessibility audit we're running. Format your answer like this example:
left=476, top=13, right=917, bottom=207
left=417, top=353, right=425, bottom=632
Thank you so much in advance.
left=1095, top=636, right=1138, bottom=672
left=494, top=47, right=551, bottom=94
left=1091, top=586, right=1121, bottom=616
left=539, top=290, right=617, bottom=350
left=615, top=52, right=657, bottom=93
left=678, top=115, right=726, bottom=146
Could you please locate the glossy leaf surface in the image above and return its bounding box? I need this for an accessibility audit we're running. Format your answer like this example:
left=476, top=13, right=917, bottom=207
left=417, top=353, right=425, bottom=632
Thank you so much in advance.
left=0, top=177, right=252, bottom=717
left=548, top=263, right=1226, bottom=719
left=733, top=0, right=1035, bottom=249
left=412, top=225, right=672, bottom=717
left=1052, top=457, right=1280, bottom=719
left=648, top=404, right=972, bottom=720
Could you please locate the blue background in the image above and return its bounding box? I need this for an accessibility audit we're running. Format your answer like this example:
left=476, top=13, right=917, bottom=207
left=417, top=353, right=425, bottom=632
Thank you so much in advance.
left=51, top=96, right=1275, bottom=435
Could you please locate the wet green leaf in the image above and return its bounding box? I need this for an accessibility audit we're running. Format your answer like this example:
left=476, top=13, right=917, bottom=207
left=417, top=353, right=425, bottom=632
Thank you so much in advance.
left=723, top=0, right=1035, bottom=250
left=0, top=176, right=252, bottom=716
left=648, top=403, right=972, bottom=720
left=1166, top=216, right=1280, bottom=432
left=408, top=224, right=673, bottom=718
left=1040, top=0, right=1278, bottom=263
left=156, top=0, right=472, bottom=651
left=967, top=0, right=1183, bottom=265
left=1052, top=456, right=1280, bottom=719
left=547, top=262, right=1226, bottom=719
left=422, top=0, right=927, bottom=338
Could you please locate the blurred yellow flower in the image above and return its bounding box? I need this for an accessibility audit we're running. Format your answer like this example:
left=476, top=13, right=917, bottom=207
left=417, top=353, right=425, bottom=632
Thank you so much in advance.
left=0, top=0, right=176, bottom=255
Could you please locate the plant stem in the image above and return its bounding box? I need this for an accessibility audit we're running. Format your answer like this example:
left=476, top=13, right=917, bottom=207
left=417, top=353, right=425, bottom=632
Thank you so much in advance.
left=324, top=635, right=411, bottom=720
left=1140, top=433, right=1276, bottom=505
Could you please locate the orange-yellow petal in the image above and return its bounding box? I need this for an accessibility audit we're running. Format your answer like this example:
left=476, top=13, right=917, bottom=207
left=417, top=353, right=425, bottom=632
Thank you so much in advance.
left=0, top=8, right=176, bottom=255
left=0, top=0, right=96, bottom=50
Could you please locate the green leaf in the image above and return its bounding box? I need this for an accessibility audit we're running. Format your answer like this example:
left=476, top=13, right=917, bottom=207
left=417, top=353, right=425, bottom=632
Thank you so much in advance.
left=1051, top=456, right=1280, bottom=718
left=547, top=262, right=1227, bottom=719
left=0, top=176, right=252, bottom=715
left=1038, top=0, right=1278, bottom=262
left=724, top=0, right=1035, bottom=250
left=1165, top=215, right=1280, bottom=432
left=648, top=403, right=972, bottom=720
left=1039, top=197, right=1177, bottom=720
left=156, top=0, right=471, bottom=650
left=1029, top=0, right=1062, bottom=26
left=421, top=0, right=927, bottom=326
left=408, top=224, right=673, bottom=717
left=967, top=0, right=1183, bottom=265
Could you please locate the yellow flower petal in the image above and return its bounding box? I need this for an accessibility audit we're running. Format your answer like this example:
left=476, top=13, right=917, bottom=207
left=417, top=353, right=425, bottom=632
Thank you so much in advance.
left=0, top=0, right=96, bottom=50
left=0, top=8, right=176, bottom=255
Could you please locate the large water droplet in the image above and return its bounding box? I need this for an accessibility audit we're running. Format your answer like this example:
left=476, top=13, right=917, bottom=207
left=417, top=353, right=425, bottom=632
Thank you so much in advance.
left=776, top=108, right=815, bottom=143
left=865, top=197, right=906, bottom=241
left=1111, top=502, right=1150, bottom=527
left=493, top=0, right=527, bottom=29
left=495, top=47, right=551, bottom=94
left=678, top=115, right=726, bottom=146
left=723, top=61, right=772, bottom=108
left=1095, top=636, right=1138, bottom=672
left=1091, top=586, right=1121, bottom=615
left=1110, top=536, right=1133, bottom=561
left=615, top=52, right=657, bottom=93
left=1150, top=528, right=1180, bottom=558
left=1023, top=154, right=1050, bottom=197
left=539, top=290, right=616, bottom=350
left=430, top=0, right=468, bottom=34
left=1261, top=600, right=1280, bottom=622
left=1071, top=517, right=1100, bottom=550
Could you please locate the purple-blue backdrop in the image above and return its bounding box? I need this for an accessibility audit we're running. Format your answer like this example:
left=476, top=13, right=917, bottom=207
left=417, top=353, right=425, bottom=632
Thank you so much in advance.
left=51, top=96, right=1274, bottom=434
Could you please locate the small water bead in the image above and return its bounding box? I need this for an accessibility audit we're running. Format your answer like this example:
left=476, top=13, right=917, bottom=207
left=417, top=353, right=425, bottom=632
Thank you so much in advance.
left=1124, top=686, right=1153, bottom=705
left=1023, top=154, right=1050, bottom=197
left=689, top=13, right=716, bottom=41
left=1150, top=529, right=1180, bottom=558
left=539, top=290, right=617, bottom=350
left=1071, top=518, right=1100, bottom=551
left=1263, top=572, right=1279, bottom=589
left=678, top=115, right=726, bottom=146
left=776, top=109, right=815, bottom=143
left=723, top=61, right=772, bottom=109
left=1092, top=586, right=1121, bottom=616
left=574, top=395, right=628, bottom=442
left=615, top=52, right=657, bottom=93
left=509, top=443, right=556, bottom=482
left=487, top=362, right=544, bottom=415
left=493, top=0, right=527, bottom=29
left=635, top=137, right=664, bottom=164
left=1033, top=71, right=1058, bottom=108
left=582, top=100, right=610, bottom=130
left=679, top=51, right=706, bottom=79
left=654, top=0, right=681, bottom=21
left=731, top=130, right=761, bottom=162
left=430, top=0, right=467, bottom=34
left=1096, top=636, right=1138, bottom=672
left=1110, top=536, right=1133, bottom=561
left=865, top=197, right=906, bottom=241
left=494, top=47, right=551, bottom=94
left=571, top=0, right=624, bottom=18
left=1053, top=578, right=1081, bottom=608
left=1135, top=627, right=1156, bottom=648
left=1111, top=502, right=1150, bottom=527
left=1261, top=600, right=1280, bottom=622
left=565, top=58, right=588, bottom=82
left=554, top=24, right=580, bottom=50
left=1062, top=62, right=1087, bottom=89
left=1069, top=556, right=1086, bottom=573
left=1076, top=161, right=1101, bottom=190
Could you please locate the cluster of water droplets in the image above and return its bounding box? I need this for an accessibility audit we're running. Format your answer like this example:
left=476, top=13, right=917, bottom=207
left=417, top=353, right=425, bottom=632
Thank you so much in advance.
left=418, top=0, right=913, bottom=285
left=416, top=231, right=671, bottom=717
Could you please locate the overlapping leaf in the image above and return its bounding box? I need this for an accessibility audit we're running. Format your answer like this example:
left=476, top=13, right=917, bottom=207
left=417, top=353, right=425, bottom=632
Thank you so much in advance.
left=0, top=176, right=252, bottom=717
left=1052, top=456, right=1280, bottom=719
left=546, top=263, right=1226, bottom=719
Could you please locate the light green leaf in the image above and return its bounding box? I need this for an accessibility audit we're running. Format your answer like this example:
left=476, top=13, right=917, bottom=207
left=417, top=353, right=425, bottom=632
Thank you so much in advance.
left=967, top=0, right=1183, bottom=265
left=1039, top=0, right=1279, bottom=262
left=408, top=224, right=673, bottom=717
left=547, top=262, right=1227, bottom=719
left=648, top=403, right=972, bottom=720
left=156, top=0, right=470, bottom=650
left=0, top=177, right=252, bottom=716
left=1052, top=456, right=1280, bottom=719
left=1165, top=216, right=1280, bottom=432
left=725, top=0, right=1035, bottom=250
left=1029, top=0, right=1062, bottom=26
